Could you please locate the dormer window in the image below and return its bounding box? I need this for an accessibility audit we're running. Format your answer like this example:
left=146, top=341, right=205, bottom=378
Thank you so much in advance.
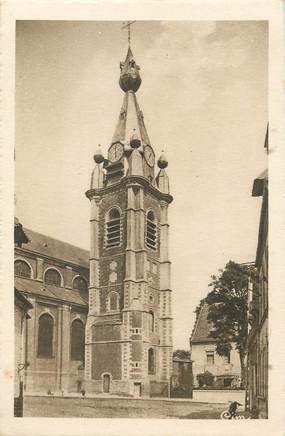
left=146, top=210, right=157, bottom=250
left=15, top=259, right=32, bottom=278
left=44, top=268, right=62, bottom=287
left=106, top=207, right=122, bottom=248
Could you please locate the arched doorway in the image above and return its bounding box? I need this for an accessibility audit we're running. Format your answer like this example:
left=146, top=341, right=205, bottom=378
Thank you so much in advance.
left=103, top=374, right=110, bottom=393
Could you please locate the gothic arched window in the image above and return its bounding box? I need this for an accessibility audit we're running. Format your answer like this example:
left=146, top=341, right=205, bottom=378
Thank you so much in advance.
left=44, top=268, right=62, bottom=287
left=148, top=348, right=155, bottom=374
left=14, top=259, right=32, bottom=278
left=73, top=276, right=88, bottom=292
left=71, top=319, right=85, bottom=361
left=149, top=310, right=154, bottom=332
left=146, top=210, right=157, bottom=250
left=38, top=313, right=54, bottom=358
left=109, top=291, right=119, bottom=311
left=106, top=207, right=121, bottom=248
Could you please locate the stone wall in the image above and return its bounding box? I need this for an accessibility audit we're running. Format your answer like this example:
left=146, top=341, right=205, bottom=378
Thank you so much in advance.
left=193, top=389, right=245, bottom=406
left=14, top=305, right=23, bottom=396
left=91, top=342, right=122, bottom=380
left=23, top=298, right=87, bottom=394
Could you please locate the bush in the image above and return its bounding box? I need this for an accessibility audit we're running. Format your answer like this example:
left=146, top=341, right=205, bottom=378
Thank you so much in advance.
left=171, top=386, right=192, bottom=398
left=197, top=371, right=214, bottom=388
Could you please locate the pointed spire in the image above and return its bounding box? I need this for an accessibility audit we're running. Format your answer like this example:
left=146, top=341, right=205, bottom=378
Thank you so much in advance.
left=156, top=169, right=170, bottom=194
left=111, top=90, right=150, bottom=146
left=90, top=165, right=104, bottom=189
left=156, top=150, right=170, bottom=193
left=106, top=44, right=156, bottom=183
left=91, top=145, right=105, bottom=189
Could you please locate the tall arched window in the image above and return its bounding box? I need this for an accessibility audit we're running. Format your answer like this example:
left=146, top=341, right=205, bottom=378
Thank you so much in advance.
left=149, top=311, right=154, bottom=332
left=38, top=313, right=54, bottom=358
left=109, top=291, right=119, bottom=311
left=73, top=276, right=88, bottom=292
left=106, top=207, right=121, bottom=248
left=71, top=319, right=85, bottom=361
left=148, top=348, right=155, bottom=374
left=44, top=268, right=61, bottom=287
left=146, top=211, right=157, bottom=250
left=14, top=260, right=32, bottom=278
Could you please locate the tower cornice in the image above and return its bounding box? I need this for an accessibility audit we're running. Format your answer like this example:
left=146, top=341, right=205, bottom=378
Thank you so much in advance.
left=86, top=175, right=173, bottom=204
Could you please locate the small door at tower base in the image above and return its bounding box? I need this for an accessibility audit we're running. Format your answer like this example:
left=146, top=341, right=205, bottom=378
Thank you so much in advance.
left=133, top=382, right=142, bottom=397
left=103, top=374, right=110, bottom=393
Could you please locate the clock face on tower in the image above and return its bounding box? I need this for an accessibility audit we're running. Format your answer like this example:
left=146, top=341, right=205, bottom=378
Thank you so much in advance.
left=109, top=142, right=124, bottom=163
left=144, top=145, right=155, bottom=167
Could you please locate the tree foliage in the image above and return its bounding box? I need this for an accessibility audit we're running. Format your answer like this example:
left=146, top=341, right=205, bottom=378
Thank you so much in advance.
left=197, top=371, right=214, bottom=388
left=173, top=349, right=191, bottom=360
left=205, top=260, right=254, bottom=387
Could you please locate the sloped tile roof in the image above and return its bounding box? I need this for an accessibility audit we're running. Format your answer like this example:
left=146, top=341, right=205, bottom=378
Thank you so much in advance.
left=15, top=277, right=88, bottom=307
left=15, top=288, right=33, bottom=309
left=21, top=228, right=89, bottom=268
left=191, top=301, right=216, bottom=344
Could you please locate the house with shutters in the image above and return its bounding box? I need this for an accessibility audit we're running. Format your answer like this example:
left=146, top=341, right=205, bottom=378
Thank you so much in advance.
left=190, top=300, right=241, bottom=389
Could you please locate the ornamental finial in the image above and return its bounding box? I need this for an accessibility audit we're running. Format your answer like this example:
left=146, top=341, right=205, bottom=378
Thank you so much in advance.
left=119, top=47, right=141, bottom=93
left=93, top=144, right=104, bottom=164
left=119, top=22, right=141, bottom=93
left=158, top=150, right=168, bottom=169
left=122, top=21, right=136, bottom=47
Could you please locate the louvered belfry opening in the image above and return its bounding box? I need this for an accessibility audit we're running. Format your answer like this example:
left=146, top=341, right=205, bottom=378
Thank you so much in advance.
left=146, top=210, right=157, bottom=250
left=106, top=207, right=121, bottom=248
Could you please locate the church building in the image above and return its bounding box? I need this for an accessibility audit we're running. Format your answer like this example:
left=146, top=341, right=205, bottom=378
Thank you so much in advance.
left=14, top=41, right=174, bottom=399
left=14, top=225, right=89, bottom=394
left=84, top=44, right=173, bottom=398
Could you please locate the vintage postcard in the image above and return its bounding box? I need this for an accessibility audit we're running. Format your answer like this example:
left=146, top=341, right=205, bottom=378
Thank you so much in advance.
left=0, top=1, right=284, bottom=435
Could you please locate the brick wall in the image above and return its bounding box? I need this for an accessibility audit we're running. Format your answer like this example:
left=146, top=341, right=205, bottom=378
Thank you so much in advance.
left=91, top=343, right=122, bottom=380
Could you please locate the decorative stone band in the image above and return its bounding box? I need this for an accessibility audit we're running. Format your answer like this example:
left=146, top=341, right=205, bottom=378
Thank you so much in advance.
left=86, top=175, right=173, bottom=205
left=88, top=340, right=131, bottom=344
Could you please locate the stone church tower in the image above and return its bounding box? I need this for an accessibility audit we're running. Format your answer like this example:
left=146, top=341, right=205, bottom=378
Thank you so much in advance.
left=84, top=44, right=173, bottom=397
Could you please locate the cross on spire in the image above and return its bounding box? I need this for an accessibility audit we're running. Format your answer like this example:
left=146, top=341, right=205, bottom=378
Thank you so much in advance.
left=122, top=21, right=136, bottom=46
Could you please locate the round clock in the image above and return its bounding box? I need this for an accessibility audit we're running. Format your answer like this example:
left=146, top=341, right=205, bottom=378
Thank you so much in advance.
left=144, top=145, right=155, bottom=167
left=109, top=142, right=124, bottom=163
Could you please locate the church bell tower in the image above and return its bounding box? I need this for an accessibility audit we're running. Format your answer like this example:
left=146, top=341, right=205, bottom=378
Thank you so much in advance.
left=84, top=40, right=173, bottom=397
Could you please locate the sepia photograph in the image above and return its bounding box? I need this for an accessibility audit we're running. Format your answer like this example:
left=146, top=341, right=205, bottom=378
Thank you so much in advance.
left=12, top=19, right=269, bottom=420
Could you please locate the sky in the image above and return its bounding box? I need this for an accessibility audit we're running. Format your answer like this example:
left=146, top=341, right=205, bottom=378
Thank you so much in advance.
left=15, top=20, right=268, bottom=349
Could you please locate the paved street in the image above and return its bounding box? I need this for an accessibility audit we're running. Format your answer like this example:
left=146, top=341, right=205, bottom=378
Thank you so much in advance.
left=23, top=395, right=229, bottom=418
